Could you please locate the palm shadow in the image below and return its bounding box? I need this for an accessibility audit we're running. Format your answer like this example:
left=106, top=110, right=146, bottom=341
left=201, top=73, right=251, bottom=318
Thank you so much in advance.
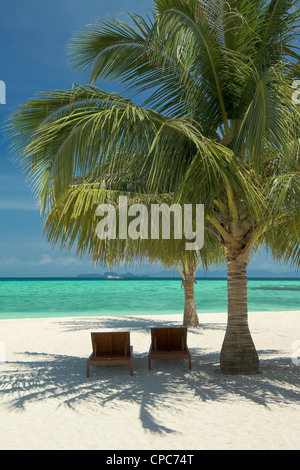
left=58, top=315, right=187, bottom=334
left=0, top=347, right=299, bottom=436
left=57, top=316, right=226, bottom=338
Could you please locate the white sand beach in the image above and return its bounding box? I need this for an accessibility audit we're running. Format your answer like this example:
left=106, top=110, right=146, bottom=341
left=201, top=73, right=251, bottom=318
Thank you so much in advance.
left=0, top=310, right=299, bottom=450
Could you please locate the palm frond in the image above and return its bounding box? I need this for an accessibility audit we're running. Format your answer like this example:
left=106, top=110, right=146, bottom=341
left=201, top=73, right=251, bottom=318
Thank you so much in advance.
left=44, top=178, right=221, bottom=269
left=67, top=13, right=153, bottom=84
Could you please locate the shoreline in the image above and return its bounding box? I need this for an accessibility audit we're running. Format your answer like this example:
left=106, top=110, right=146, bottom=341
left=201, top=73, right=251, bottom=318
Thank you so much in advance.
left=0, top=310, right=299, bottom=450
left=0, top=309, right=299, bottom=322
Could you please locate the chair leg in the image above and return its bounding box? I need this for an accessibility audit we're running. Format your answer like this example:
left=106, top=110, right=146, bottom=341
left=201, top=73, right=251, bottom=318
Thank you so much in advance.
left=189, top=357, right=192, bottom=370
left=130, top=361, right=133, bottom=376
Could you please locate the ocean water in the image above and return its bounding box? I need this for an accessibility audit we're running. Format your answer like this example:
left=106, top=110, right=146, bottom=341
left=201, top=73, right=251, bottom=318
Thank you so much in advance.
left=0, top=278, right=299, bottom=320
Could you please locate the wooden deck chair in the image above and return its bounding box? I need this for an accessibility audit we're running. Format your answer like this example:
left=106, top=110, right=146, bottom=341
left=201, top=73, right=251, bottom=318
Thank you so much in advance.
left=148, top=327, right=192, bottom=370
left=87, top=331, right=133, bottom=377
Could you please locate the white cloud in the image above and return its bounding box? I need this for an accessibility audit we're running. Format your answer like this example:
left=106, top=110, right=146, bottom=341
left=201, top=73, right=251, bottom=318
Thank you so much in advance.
left=0, top=199, right=39, bottom=211
left=31, top=254, right=83, bottom=267
left=0, top=256, right=23, bottom=266
left=32, top=254, right=53, bottom=265
left=249, top=253, right=293, bottom=273
left=0, top=254, right=84, bottom=267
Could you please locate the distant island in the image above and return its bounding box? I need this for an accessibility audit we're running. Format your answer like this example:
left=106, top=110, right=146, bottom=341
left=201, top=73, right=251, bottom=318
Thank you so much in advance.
left=77, top=271, right=151, bottom=279
left=77, top=269, right=300, bottom=279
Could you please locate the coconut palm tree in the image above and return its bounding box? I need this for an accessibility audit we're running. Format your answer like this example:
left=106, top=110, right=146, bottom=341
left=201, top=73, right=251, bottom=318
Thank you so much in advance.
left=44, top=173, right=225, bottom=328
left=7, top=0, right=300, bottom=374
left=8, top=82, right=220, bottom=328
left=66, top=0, right=300, bottom=374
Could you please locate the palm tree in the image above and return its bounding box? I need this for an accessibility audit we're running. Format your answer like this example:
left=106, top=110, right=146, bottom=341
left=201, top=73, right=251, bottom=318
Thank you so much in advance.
left=44, top=174, right=225, bottom=328
left=7, top=0, right=300, bottom=374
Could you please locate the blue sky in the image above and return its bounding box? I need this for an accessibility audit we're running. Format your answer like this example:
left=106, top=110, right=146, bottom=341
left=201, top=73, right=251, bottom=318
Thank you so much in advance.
left=0, top=0, right=298, bottom=277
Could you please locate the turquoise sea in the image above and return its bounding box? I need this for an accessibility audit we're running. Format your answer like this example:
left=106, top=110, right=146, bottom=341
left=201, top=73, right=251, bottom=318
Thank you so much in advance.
left=0, top=278, right=299, bottom=320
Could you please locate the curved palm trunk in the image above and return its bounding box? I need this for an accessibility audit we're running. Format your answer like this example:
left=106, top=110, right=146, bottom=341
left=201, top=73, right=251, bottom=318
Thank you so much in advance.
left=220, top=258, right=259, bottom=375
left=182, top=261, right=199, bottom=328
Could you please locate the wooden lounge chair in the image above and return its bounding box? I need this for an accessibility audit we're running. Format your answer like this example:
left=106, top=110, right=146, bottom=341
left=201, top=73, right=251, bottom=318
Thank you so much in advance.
left=87, top=331, right=133, bottom=377
left=148, top=327, right=192, bottom=370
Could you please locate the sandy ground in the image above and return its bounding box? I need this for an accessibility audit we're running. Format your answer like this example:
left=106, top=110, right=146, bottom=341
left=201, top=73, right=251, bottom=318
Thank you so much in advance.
left=0, top=310, right=299, bottom=450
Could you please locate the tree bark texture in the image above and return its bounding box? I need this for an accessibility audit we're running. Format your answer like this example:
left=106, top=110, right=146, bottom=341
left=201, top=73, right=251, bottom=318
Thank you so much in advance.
left=182, top=262, right=199, bottom=328
left=220, top=259, right=259, bottom=375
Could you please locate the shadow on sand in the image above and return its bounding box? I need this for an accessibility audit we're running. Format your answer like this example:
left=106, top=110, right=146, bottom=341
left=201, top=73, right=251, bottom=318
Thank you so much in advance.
left=57, top=314, right=227, bottom=336
left=58, top=315, right=191, bottom=333
left=0, top=343, right=299, bottom=435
